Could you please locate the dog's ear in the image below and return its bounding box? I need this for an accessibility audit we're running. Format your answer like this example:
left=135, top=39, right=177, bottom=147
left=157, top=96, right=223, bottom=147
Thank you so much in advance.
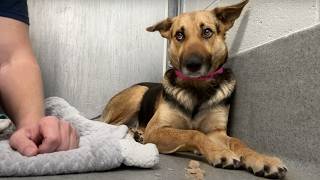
left=213, top=0, right=249, bottom=31
left=146, top=18, right=173, bottom=39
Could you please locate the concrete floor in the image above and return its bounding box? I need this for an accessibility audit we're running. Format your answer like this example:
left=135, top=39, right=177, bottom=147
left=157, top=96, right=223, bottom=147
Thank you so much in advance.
left=2, top=154, right=319, bottom=180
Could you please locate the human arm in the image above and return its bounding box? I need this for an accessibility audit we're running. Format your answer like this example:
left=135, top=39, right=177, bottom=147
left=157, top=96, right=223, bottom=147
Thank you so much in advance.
left=0, top=17, right=79, bottom=156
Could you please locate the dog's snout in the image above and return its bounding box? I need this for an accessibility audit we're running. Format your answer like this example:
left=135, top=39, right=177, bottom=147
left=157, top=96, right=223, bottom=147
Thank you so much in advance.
left=184, top=55, right=203, bottom=72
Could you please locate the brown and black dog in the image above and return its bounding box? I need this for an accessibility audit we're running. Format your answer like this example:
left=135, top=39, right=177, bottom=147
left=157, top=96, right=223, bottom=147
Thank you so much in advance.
left=101, top=0, right=287, bottom=178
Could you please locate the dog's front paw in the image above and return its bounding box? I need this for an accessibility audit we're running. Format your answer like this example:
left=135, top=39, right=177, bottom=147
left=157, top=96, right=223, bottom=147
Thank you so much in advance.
left=242, top=154, right=287, bottom=179
left=207, top=149, right=241, bottom=169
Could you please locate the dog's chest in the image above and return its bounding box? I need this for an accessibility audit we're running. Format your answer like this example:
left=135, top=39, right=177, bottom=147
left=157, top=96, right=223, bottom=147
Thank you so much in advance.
left=164, top=81, right=234, bottom=118
left=186, top=101, right=230, bottom=132
left=189, top=102, right=212, bottom=128
left=162, top=68, right=236, bottom=130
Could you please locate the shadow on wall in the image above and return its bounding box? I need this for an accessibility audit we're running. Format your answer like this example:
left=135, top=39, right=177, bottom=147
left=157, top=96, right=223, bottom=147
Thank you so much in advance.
left=229, top=9, right=250, bottom=55
left=226, top=10, right=250, bottom=135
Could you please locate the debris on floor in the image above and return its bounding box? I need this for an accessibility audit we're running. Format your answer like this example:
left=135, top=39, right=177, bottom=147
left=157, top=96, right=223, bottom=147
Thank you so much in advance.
left=185, top=160, right=205, bottom=180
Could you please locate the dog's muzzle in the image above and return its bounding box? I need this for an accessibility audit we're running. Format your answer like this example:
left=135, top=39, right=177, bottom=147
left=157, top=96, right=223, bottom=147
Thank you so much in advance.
left=183, top=54, right=203, bottom=72
left=181, top=54, right=211, bottom=77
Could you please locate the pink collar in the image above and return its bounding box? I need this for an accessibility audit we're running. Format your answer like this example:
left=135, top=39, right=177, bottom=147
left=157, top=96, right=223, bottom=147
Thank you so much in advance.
left=175, top=67, right=224, bottom=81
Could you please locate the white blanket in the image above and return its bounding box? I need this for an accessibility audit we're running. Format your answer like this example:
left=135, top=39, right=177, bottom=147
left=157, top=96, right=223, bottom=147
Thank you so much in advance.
left=0, top=97, right=159, bottom=176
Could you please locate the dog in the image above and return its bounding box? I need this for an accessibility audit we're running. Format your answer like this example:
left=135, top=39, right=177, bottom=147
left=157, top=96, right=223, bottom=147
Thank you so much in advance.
left=101, top=0, right=287, bottom=178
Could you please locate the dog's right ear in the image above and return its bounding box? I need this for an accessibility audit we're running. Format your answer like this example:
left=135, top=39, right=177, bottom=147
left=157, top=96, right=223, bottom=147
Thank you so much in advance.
left=213, top=0, right=249, bottom=32
left=146, top=18, right=173, bottom=39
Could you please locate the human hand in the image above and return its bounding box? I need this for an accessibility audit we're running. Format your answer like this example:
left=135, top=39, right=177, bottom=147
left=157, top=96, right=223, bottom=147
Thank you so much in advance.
left=9, top=116, right=79, bottom=156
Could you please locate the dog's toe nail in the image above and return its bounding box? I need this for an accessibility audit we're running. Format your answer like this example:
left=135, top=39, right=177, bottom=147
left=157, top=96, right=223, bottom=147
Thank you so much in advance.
left=224, top=164, right=235, bottom=169
left=233, top=159, right=241, bottom=168
left=265, top=173, right=280, bottom=179
left=278, top=167, right=287, bottom=178
left=214, top=163, right=223, bottom=168
left=238, top=164, right=246, bottom=170
left=254, top=170, right=265, bottom=177
left=239, top=162, right=246, bottom=169
left=247, top=167, right=254, bottom=173
left=278, top=167, right=286, bottom=173
left=221, top=157, right=227, bottom=163
left=264, top=165, right=270, bottom=173
left=283, top=167, right=288, bottom=172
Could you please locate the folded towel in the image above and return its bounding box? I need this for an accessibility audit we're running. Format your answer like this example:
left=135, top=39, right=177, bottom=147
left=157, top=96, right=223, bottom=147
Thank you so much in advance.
left=0, top=97, right=159, bottom=176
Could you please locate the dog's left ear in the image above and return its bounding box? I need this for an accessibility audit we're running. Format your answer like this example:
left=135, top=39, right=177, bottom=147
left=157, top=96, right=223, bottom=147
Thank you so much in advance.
left=213, top=0, right=249, bottom=32
left=146, top=18, right=173, bottom=39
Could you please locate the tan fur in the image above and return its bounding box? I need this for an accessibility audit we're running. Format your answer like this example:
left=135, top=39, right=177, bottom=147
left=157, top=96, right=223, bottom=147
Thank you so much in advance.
left=208, top=79, right=236, bottom=105
left=162, top=78, right=197, bottom=112
left=101, top=85, right=148, bottom=125
left=102, top=0, right=287, bottom=178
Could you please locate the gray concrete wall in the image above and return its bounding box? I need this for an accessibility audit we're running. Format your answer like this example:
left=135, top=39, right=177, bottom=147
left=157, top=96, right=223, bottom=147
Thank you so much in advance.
left=27, top=0, right=168, bottom=118
left=183, top=0, right=320, bottom=55
left=226, top=23, right=320, bottom=165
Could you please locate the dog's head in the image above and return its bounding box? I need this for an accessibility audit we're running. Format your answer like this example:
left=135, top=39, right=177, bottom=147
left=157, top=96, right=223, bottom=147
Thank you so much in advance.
left=147, top=0, right=248, bottom=78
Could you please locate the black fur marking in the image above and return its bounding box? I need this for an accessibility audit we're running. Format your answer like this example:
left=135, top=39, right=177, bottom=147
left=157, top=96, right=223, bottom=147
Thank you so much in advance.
left=265, top=173, right=280, bottom=179
left=162, top=90, right=193, bottom=117
left=215, top=23, right=221, bottom=34
left=264, top=165, right=271, bottom=173
left=165, top=69, right=177, bottom=86
left=226, top=88, right=236, bottom=135
left=247, top=167, right=254, bottom=173
left=219, top=93, right=233, bottom=106
left=254, top=170, right=265, bottom=177
left=191, top=103, right=201, bottom=118
left=137, top=82, right=163, bottom=127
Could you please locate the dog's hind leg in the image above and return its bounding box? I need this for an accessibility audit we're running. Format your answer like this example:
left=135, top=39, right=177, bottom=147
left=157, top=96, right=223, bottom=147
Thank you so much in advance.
left=101, top=85, right=148, bottom=125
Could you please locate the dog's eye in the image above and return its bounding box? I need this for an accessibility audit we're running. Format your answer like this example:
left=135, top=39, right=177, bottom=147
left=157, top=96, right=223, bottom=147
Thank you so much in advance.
left=175, top=32, right=185, bottom=42
left=202, top=28, right=213, bottom=39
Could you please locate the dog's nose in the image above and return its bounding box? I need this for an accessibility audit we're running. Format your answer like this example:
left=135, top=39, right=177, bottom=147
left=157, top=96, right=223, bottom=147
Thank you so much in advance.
left=184, top=55, right=203, bottom=72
